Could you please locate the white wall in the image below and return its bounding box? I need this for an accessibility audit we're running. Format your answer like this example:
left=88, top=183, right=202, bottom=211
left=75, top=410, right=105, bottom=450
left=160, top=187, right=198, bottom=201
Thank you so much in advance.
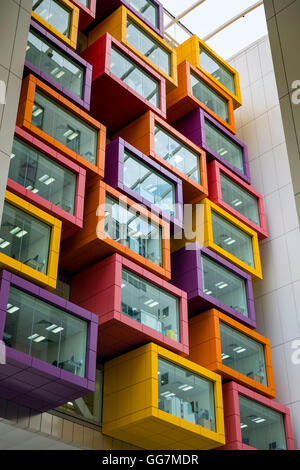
left=229, top=35, right=300, bottom=449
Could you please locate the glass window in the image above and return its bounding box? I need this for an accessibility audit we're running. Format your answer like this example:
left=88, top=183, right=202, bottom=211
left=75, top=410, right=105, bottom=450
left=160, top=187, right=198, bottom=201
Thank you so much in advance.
left=0, top=202, right=51, bottom=275
left=211, top=211, right=255, bottom=268
left=191, top=73, right=229, bottom=123
left=201, top=254, right=248, bottom=317
left=219, top=321, right=267, bottom=385
left=31, top=90, right=98, bottom=164
left=220, top=173, right=260, bottom=227
left=77, top=0, right=89, bottom=6
left=9, top=138, right=76, bottom=215
left=32, top=0, right=71, bottom=38
left=26, top=30, right=84, bottom=99
left=123, top=150, right=176, bottom=217
left=127, top=19, right=171, bottom=76
left=154, top=125, right=200, bottom=183
left=104, top=195, right=163, bottom=266
left=59, top=368, right=103, bottom=422
left=239, top=395, right=287, bottom=450
left=3, top=286, right=87, bottom=378
left=110, top=46, right=159, bottom=108
left=204, top=119, right=244, bottom=174
left=121, top=268, right=180, bottom=341
left=200, top=47, right=235, bottom=95
left=158, top=357, right=216, bottom=431
left=126, top=0, right=158, bottom=28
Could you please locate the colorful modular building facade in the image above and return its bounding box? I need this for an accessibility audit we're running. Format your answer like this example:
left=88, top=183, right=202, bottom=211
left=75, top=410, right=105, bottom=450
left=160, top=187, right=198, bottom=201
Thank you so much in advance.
left=0, top=0, right=294, bottom=451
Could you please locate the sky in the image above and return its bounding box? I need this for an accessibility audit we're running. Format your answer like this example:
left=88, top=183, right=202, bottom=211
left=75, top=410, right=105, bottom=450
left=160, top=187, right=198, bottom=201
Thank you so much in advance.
left=161, top=0, right=268, bottom=59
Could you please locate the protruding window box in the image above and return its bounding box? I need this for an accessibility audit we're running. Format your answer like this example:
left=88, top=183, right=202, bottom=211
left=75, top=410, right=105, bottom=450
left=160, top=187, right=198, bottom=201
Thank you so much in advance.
left=167, top=61, right=235, bottom=134
left=92, top=0, right=164, bottom=37
left=208, top=160, right=268, bottom=239
left=174, top=109, right=250, bottom=184
left=60, top=181, right=171, bottom=279
left=25, top=21, right=92, bottom=110
left=102, top=343, right=225, bottom=450
left=71, top=253, right=188, bottom=358
left=81, top=34, right=166, bottom=131
left=171, top=243, right=256, bottom=329
left=0, top=270, right=97, bottom=412
left=8, top=128, right=86, bottom=240
left=0, top=191, right=61, bottom=291
left=116, top=111, right=208, bottom=204
left=32, top=0, right=79, bottom=50
left=219, top=382, right=294, bottom=450
left=88, top=6, right=176, bottom=90
left=172, top=198, right=262, bottom=281
left=17, top=75, right=106, bottom=182
left=71, top=0, right=96, bottom=30
left=176, top=36, right=242, bottom=109
left=189, top=309, right=275, bottom=398
left=105, top=138, right=184, bottom=233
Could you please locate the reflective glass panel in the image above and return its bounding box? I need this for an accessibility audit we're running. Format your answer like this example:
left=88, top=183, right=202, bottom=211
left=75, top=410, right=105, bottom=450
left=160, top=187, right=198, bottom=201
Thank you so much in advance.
left=239, top=395, right=287, bottom=450
left=154, top=125, right=200, bottom=183
left=126, top=0, right=158, bottom=27
left=200, top=46, right=235, bottom=95
left=26, top=30, right=84, bottom=99
left=204, top=119, right=244, bottom=174
left=191, top=73, right=229, bottom=123
left=158, top=357, right=216, bottom=431
left=32, top=90, right=97, bottom=164
left=9, top=138, right=76, bottom=215
left=4, top=286, right=87, bottom=377
left=201, top=254, right=249, bottom=317
left=220, top=173, right=260, bottom=226
left=127, top=19, right=170, bottom=75
left=211, top=211, right=255, bottom=268
left=110, top=46, right=159, bottom=108
left=121, top=268, right=180, bottom=341
left=104, top=195, right=162, bottom=266
left=0, top=202, right=51, bottom=275
left=220, top=321, right=267, bottom=385
left=32, top=0, right=71, bottom=38
left=124, top=150, right=176, bottom=217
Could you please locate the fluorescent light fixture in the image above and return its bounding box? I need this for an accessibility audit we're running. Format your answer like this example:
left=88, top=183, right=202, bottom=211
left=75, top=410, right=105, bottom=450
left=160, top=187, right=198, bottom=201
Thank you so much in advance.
left=6, top=303, right=12, bottom=310
left=121, top=283, right=126, bottom=288
left=0, top=241, right=10, bottom=249
left=7, top=305, right=20, bottom=314
left=46, top=324, right=58, bottom=331
left=26, top=185, right=33, bottom=190
left=32, top=188, right=39, bottom=194
left=215, top=281, right=224, bottom=287
left=219, top=283, right=228, bottom=289
left=219, top=149, right=228, bottom=156
left=52, top=326, right=64, bottom=334
left=203, top=289, right=213, bottom=295
left=240, top=423, right=248, bottom=429
left=10, top=153, right=15, bottom=159
left=10, top=226, right=21, bottom=235
left=236, top=347, right=246, bottom=353
left=160, top=391, right=171, bottom=397
left=221, top=353, right=230, bottom=360
left=148, top=186, right=157, bottom=194
left=28, top=333, right=39, bottom=341
left=164, top=392, right=175, bottom=397
left=26, top=45, right=30, bottom=51
left=34, top=335, right=46, bottom=343
left=252, top=417, right=266, bottom=424
left=144, top=299, right=154, bottom=305
left=32, top=108, right=43, bottom=117
left=67, top=402, right=74, bottom=406
left=63, top=129, right=74, bottom=138
left=181, top=385, right=193, bottom=392
left=44, top=177, right=55, bottom=185
left=15, top=230, right=28, bottom=238
left=39, top=174, right=50, bottom=183
left=50, top=67, right=60, bottom=75
left=227, top=239, right=236, bottom=245
left=149, top=301, right=159, bottom=308
left=68, top=131, right=79, bottom=141
left=56, top=70, right=65, bottom=79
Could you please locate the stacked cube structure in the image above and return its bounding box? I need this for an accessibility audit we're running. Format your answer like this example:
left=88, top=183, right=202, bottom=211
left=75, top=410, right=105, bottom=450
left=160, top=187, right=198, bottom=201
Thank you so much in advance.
left=0, top=0, right=294, bottom=451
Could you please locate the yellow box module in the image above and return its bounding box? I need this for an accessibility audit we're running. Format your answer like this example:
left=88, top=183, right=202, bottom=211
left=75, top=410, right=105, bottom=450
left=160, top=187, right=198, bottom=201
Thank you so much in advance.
left=176, top=35, right=242, bottom=109
left=88, top=6, right=177, bottom=91
left=103, top=343, right=225, bottom=450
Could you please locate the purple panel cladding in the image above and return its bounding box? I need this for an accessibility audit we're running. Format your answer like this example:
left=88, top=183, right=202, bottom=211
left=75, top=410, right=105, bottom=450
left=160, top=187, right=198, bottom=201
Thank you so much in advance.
left=171, top=243, right=256, bottom=329
left=24, top=20, right=92, bottom=110
left=90, top=0, right=164, bottom=37
left=105, top=137, right=184, bottom=233
left=173, top=109, right=251, bottom=184
left=0, top=270, right=98, bottom=412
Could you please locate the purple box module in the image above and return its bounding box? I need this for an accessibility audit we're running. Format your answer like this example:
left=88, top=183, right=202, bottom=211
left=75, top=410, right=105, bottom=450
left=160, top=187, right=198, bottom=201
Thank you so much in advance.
left=24, top=20, right=92, bottom=110
left=171, top=243, right=256, bottom=329
left=174, top=109, right=251, bottom=184
left=105, top=138, right=184, bottom=233
left=0, top=270, right=98, bottom=412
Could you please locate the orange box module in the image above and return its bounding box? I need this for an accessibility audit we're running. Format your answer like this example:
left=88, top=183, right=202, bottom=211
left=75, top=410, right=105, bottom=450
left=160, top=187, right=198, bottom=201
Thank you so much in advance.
left=188, top=309, right=276, bottom=399
left=167, top=61, right=235, bottom=135
left=60, top=180, right=171, bottom=280
left=16, top=74, right=106, bottom=183
left=32, top=0, right=79, bottom=50
left=115, top=111, right=208, bottom=204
